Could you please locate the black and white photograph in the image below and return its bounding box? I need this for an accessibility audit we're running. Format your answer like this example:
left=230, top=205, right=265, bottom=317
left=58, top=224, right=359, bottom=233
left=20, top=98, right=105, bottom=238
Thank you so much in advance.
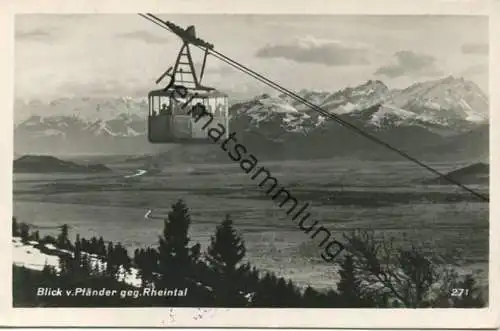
left=3, top=0, right=499, bottom=328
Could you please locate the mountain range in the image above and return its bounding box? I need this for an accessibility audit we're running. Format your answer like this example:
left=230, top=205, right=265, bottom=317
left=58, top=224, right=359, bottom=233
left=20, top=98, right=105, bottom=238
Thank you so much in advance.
left=14, top=76, right=489, bottom=162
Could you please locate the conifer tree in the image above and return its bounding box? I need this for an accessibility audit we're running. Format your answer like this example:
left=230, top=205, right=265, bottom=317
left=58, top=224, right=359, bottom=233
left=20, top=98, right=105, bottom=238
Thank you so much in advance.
left=253, top=272, right=283, bottom=306
left=337, top=254, right=376, bottom=307
left=74, top=234, right=82, bottom=268
left=106, top=242, right=118, bottom=277
left=206, top=215, right=246, bottom=274
left=97, top=236, right=106, bottom=257
left=90, top=237, right=99, bottom=255
left=285, top=279, right=303, bottom=306
left=133, top=248, right=146, bottom=283
left=133, top=248, right=142, bottom=266
left=337, top=255, right=363, bottom=306
left=20, top=223, right=30, bottom=242
left=235, top=263, right=260, bottom=295
left=205, top=215, right=248, bottom=305
left=105, top=242, right=130, bottom=280
left=41, top=261, right=57, bottom=278
left=302, top=286, right=321, bottom=307
left=58, top=252, right=77, bottom=279
left=81, top=238, right=88, bottom=252
left=57, top=224, right=71, bottom=250
left=80, top=252, right=93, bottom=275
left=115, top=243, right=131, bottom=272
left=134, top=247, right=159, bottom=286
left=157, top=200, right=197, bottom=286
left=107, top=242, right=114, bottom=259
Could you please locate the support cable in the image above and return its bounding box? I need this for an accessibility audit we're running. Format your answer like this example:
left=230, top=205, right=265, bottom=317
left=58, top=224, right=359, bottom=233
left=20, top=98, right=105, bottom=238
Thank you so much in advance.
left=139, top=13, right=489, bottom=202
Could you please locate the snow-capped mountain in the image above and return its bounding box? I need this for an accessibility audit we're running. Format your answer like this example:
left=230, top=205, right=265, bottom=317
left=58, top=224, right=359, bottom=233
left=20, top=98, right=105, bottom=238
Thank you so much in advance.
left=387, top=76, right=489, bottom=125
left=284, top=79, right=391, bottom=115
left=232, top=76, right=487, bottom=134
left=14, top=76, right=488, bottom=159
left=14, top=96, right=149, bottom=124
left=14, top=112, right=153, bottom=155
left=15, top=113, right=146, bottom=138
left=226, top=76, right=488, bottom=159
left=230, top=94, right=317, bottom=139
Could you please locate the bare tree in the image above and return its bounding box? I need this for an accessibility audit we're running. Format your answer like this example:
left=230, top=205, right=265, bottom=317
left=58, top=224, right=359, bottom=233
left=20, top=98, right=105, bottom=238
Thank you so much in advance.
left=340, top=229, right=482, bottom=308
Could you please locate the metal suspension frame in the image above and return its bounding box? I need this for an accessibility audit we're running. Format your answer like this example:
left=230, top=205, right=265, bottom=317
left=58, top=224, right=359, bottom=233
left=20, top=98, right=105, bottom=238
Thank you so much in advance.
left=145, top=14, right=214, bottom=91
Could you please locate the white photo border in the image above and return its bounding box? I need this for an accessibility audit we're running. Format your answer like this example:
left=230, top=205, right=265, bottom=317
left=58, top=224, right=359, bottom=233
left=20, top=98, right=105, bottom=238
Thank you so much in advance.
left=0, top=0, right=498, bottom=328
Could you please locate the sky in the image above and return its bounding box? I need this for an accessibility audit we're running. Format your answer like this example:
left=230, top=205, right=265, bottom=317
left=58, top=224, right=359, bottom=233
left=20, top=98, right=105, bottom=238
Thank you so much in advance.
left=15, top=14, right=489, bottom=101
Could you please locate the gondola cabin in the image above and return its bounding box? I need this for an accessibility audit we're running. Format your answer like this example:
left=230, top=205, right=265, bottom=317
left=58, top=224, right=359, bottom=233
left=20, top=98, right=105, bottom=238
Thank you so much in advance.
left=144, top=17, right=230, bottom=144
left=148, top=86, right=229, bottom=143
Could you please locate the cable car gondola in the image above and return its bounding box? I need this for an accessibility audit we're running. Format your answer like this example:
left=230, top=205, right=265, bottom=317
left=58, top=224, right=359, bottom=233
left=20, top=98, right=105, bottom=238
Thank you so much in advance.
left=146, top=19, right=229, bottom=143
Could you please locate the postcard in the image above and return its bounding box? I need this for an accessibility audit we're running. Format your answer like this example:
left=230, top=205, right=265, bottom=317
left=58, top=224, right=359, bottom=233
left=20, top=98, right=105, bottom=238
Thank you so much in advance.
left=0, top=0, right=498, bottom=328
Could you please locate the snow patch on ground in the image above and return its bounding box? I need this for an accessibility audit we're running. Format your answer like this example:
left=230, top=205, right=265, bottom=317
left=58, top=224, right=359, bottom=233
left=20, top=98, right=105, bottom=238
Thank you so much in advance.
left=13, top=238, right=61, bottom=272
left=12, top=237, right=142, bottom=287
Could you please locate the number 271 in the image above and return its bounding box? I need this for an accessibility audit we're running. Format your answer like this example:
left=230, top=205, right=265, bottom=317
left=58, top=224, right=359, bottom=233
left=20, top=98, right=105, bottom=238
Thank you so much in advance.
left=451, top=288, right=469, bottom=296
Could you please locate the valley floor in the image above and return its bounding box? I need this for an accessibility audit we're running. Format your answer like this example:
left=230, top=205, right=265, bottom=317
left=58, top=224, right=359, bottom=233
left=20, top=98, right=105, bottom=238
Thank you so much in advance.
left=12, top=158, right=490, bottom=290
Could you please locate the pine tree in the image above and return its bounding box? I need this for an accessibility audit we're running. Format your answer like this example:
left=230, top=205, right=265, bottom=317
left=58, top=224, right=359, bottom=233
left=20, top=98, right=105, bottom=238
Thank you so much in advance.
left=74, top=234, right=82, bottom=270
left=97, top=236, right=107, bottom=257
left=253, top=272, right=289, bottom=306
left=157, top=200, right=197, bottom=286
left=337, top=254, right=369, bottom=307
left=302, top=286, right=321, bottom=307
left=90, top=237, right=99, bottom=255
left=80, top=253, right=93, bottom=275
left=107, top=242, right=114, bottom=259
left=57, top=224, right=71, bottom=250
left=286, top=279, right=303, bottom=307
left=146, top=248, right=160, bottom=284
left=273, top=277, right=292, bottom=306
left=206, top=215, right=246, bottom=274
left=106, top=242, right=118, bottom=277
left=114, top=243, right=131, bottom=274
left=58, top=253, right=76, bottom=279
left=81, top=238, right=88, bottom=252
left=205, top=215, right=248, bottom=306
left=105, top=242, right=130, bottom=280
left=134, top=247, right=159, bottom=286
left=20, top=223, right=30, bottom=242
left=133, top=248, right=142, bottom=266
left=41, top=261, right=57, bottom=278
left=133, top=248, right=145, bottom=283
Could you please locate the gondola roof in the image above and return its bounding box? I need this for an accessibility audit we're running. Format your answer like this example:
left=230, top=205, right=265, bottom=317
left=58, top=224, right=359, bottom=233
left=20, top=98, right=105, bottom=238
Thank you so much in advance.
left=148, top=87, right=228, bottom=98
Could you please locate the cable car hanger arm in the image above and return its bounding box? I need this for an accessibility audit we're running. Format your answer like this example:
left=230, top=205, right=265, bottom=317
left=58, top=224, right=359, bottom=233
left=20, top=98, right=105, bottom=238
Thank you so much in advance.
left=144, top=13, right=214, bottom=49
left=140, top=13, right=215, bottom=90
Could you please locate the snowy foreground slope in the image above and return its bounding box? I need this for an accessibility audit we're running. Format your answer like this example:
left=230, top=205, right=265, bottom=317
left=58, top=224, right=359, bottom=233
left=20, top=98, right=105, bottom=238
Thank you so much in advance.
left=12, top=237, right=142, bottom=287
left=12, top=237, right=254, bottom=302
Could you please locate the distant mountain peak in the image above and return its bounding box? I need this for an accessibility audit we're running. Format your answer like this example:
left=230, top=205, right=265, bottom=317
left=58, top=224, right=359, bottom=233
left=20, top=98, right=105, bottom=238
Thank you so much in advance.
left=361, top=79, right=387, bottom=88
left=385, top=75, right=488, bottom=125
